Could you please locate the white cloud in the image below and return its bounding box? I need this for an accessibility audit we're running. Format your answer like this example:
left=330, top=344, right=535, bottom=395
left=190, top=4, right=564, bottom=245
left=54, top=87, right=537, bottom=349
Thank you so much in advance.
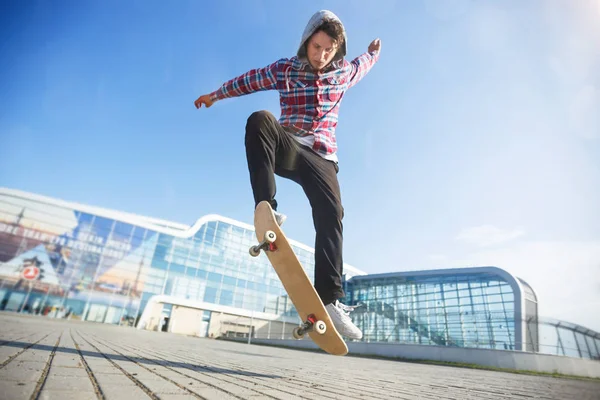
left=569, top=84, right=599, bottom=139
left=456, top=225, right=525, bottom=247
left=544, top=1, right=600, bottom=141
left=427, top=254, right=449, bottom=263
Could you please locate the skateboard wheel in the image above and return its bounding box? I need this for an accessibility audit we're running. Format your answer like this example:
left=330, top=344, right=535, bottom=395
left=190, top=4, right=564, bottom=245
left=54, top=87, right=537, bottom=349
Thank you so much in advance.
left=314, top=320, right=327, bottom=335
left=264, top=230, right=276, bottom=243
left=292, top=327, right=304, bottom=339
left=249, top=246, right=260, bottom=257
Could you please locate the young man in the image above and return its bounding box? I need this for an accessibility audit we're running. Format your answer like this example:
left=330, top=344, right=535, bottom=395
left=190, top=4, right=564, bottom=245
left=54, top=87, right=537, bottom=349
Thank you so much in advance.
left=194, top=10, right=380, bottom=340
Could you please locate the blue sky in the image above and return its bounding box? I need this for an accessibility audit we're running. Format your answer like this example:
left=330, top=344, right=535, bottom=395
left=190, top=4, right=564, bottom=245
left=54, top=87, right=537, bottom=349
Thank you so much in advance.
left=1, top=1, right=599, bottom=331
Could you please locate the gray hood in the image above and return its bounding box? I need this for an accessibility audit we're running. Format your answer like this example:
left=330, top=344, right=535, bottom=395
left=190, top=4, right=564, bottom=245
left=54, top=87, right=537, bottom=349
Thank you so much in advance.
left=297, top=10, right=347, bottom=64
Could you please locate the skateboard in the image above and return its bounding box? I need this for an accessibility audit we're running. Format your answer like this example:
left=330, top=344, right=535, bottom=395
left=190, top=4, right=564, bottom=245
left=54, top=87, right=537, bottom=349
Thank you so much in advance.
left=250, top=201, right=348, bottom=356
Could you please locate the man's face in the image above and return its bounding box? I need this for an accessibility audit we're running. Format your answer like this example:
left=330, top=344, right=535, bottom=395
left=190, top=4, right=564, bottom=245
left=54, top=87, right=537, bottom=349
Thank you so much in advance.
left=306, top=30, right=338, bottom=72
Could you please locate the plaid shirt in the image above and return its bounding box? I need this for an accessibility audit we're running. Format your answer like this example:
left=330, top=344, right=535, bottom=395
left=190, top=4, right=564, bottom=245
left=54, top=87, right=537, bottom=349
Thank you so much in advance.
left=210, top=51, right=380, bottom=159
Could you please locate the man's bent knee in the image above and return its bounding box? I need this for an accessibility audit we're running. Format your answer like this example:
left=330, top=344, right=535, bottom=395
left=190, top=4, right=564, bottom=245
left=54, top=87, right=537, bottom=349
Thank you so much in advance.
left=246, top=110, right=275, bottom=129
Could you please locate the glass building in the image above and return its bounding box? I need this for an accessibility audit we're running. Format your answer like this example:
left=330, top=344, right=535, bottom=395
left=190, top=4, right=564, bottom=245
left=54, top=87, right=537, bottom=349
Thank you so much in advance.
left=1, top=187, right=598, bottom=360
left=346, top=268, right=535, bottom=351
left=0, top=187, right=363, bottom=332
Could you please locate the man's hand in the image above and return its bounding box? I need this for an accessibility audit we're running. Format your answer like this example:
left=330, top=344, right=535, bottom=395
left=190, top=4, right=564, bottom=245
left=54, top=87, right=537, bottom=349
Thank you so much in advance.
left=368, top=38, right=381, bottom=54
left=194, top=94, right=214, bottom=109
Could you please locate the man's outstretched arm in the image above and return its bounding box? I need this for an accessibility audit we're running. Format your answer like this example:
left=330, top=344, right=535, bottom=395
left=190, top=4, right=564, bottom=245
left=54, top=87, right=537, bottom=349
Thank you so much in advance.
left=347, top=38, right=381, bottom=89
left=194, top=60, right=282, bottom=109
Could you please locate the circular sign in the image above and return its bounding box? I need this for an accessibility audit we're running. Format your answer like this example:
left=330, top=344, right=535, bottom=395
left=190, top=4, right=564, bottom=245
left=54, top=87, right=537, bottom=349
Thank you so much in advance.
left=22, top=266, right=40, bottom=281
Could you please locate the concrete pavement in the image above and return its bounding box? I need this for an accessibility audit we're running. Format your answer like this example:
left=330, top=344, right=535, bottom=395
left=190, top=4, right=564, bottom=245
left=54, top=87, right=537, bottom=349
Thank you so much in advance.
left=0, top=313, right=598, bottom=399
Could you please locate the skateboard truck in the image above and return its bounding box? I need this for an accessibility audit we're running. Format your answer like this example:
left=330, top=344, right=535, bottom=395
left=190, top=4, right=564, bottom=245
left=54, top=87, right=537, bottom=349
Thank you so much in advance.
left=292, top=314, right=327, bottom=339
left=249, top=230, right=278, bottom=257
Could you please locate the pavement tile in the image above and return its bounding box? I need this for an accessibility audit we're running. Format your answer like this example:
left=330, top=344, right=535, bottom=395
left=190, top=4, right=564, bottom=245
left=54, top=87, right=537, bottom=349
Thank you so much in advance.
left=41, top=373, right=96, bottom=391
left=0, top=381, right=36, bottom=399
left=10, top=360, right=47, bottom=370
left=94, top=372, right=139, bottom=387
left=99, top=385, right=154, bottom=399
left=47, top=366, right=90, bottom=377
left=39, top=391, right=98, bottom=400
left=50, top=355, right=83, bottom=368
left=0, top=366, right=42, bottom=382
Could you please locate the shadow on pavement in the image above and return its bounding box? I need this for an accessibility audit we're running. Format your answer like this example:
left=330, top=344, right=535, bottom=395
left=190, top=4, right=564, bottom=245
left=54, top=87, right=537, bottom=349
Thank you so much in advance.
left=2, top=341, right=281, bottom=378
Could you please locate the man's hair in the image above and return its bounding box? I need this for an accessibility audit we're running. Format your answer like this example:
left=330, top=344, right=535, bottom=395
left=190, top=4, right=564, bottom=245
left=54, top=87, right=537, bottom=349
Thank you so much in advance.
left=312, top=19, right=345, bottom=47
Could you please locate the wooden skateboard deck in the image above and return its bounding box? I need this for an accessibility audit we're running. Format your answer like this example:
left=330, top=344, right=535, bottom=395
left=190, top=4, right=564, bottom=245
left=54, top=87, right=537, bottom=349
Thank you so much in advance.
left=251, top=201, right=348, bottom=356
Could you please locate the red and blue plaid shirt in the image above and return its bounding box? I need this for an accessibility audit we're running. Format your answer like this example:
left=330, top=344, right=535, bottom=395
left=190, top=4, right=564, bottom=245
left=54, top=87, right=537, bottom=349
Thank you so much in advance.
left=210, top=51, right=380, bottom=159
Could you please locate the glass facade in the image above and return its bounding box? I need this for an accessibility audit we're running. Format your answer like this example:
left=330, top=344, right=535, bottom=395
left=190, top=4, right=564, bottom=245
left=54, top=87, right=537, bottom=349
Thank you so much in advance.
left=346, top=269, right=523, bottom=350
left=0, top=189, right=348, bottom=327
left=1, top=188, right=598, bottom=360
left=535, top=318, right=600, bottom=360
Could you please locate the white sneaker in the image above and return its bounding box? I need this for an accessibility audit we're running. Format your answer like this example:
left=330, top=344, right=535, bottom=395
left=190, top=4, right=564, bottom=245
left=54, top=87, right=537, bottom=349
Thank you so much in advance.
left=325, top=300, right=363, bottom=340
left=273, top=210, right=287, bottom=226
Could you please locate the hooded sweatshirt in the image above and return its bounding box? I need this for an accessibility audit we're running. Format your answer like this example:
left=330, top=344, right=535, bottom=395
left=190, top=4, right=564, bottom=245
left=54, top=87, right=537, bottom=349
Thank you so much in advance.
left=296, top=10, right=348, bottom=65
left=210, top=10, right=379, bottom=162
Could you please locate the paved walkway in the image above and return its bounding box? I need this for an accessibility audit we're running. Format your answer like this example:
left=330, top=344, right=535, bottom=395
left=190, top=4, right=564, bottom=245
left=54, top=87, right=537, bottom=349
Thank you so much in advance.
left=0, top=313, right=598, bottom=399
